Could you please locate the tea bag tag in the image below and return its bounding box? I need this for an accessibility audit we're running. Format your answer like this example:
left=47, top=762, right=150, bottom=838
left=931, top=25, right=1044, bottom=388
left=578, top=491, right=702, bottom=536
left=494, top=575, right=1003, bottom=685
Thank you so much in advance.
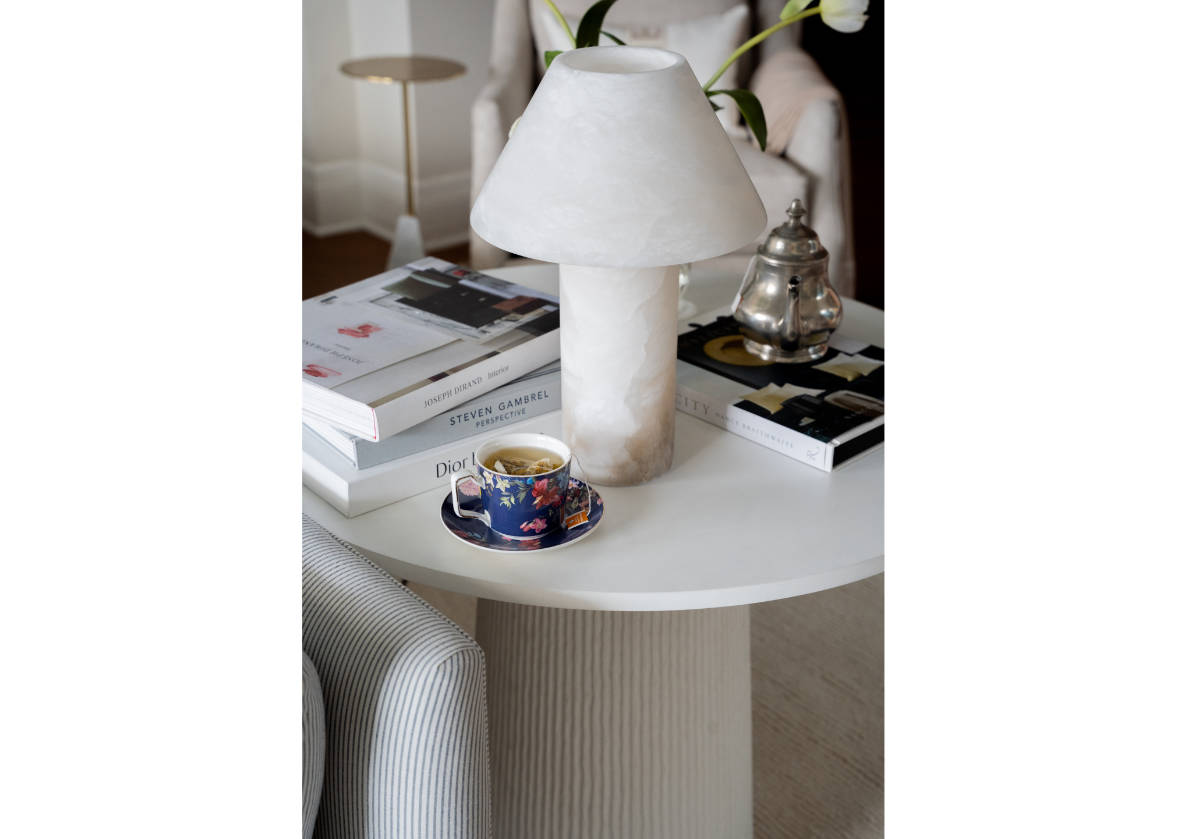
left=564, top=455, right=594, bottom=529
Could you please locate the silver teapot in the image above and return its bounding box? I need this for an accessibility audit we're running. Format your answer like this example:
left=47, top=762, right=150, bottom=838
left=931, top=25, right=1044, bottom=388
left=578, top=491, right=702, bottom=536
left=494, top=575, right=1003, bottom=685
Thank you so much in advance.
left=732, top=199, right=842, bottom=362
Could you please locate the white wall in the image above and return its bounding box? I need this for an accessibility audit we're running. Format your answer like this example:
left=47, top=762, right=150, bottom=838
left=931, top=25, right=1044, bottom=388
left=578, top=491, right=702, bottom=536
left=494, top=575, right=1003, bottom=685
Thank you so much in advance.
left=303, top=0, right=494, bottom=249
left=302, top=0, right=361, bottom=231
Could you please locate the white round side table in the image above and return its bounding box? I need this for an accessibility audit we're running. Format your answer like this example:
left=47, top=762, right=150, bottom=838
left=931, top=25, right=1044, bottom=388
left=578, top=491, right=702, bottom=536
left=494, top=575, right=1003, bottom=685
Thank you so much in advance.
left=303, top=260, right=884, bottom=838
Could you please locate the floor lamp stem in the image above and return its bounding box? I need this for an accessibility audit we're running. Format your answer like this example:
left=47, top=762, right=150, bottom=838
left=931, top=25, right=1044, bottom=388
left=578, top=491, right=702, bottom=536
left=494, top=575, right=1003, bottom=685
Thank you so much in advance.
left=401, top=81, right=415, bottom=216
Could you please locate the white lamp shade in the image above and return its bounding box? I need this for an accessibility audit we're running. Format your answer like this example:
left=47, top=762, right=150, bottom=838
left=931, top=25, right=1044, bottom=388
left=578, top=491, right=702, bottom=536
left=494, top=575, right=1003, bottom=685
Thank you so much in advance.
left=470, top=46, right=767, bottom=268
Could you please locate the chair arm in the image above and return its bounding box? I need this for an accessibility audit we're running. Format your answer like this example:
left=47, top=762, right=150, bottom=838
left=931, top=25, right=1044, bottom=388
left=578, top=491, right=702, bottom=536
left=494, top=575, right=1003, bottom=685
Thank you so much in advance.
left=470, top=0, right=535, bottom=268
left=749, top=49, right=856, bottom=297
left=302, top=516, right=491, bottom=838
left=301, top=653, right=324, bottom=839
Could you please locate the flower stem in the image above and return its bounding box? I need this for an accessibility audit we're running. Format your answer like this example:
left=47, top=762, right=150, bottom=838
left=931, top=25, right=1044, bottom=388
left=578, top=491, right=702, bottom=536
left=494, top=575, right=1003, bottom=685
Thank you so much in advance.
left=702, top=7, right=821, bottom=92
left=542, top=0, right=576, bottom=48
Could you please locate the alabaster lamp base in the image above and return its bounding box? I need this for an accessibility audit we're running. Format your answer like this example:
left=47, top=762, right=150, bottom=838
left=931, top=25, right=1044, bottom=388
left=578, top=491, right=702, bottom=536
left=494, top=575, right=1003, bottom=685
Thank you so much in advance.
left=559, top=264, right=679, bottom=486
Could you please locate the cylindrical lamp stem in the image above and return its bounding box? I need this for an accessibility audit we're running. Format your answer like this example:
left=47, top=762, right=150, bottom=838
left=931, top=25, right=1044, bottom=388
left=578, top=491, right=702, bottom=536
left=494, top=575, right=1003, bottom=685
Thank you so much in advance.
left=559, top=264, right=679, bottom=486
left=401, top=81, right=415, bottom=216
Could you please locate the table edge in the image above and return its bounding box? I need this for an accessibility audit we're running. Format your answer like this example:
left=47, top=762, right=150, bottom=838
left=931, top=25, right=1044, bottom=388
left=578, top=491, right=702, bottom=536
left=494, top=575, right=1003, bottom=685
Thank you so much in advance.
left=340, top=535, right=883, bottom=611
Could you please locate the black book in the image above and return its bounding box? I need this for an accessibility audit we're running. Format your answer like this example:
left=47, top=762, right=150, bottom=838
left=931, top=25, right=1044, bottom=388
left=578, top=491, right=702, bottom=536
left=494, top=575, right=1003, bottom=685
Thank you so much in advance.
left=676, top=316, right=884, bottom=472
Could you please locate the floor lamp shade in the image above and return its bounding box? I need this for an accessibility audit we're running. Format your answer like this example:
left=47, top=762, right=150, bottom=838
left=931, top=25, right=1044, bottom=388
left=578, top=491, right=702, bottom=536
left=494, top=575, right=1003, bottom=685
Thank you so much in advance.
left=470, top=46, right=765, bottom=485
left=470, top=46, right=766, bottom=268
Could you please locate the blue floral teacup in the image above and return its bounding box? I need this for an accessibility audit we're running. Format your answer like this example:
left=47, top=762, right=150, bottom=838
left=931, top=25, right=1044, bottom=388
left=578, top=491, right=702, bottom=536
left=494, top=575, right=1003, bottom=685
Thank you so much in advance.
left=450, top=432, right=573, bottom=541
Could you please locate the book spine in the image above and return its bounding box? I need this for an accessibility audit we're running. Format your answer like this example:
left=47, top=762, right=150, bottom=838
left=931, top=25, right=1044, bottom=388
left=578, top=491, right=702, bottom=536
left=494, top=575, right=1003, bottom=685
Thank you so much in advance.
left=369, top=330, right=559, bottom=441
left=304, top=440, right=475, bottom=517
left=303, top=412, right=562, bottom=517
left=306, top=444, right=477, bottom=517
left=352, top=370, right=562, bottom=468
left=675, top=382, right=834, bottom=472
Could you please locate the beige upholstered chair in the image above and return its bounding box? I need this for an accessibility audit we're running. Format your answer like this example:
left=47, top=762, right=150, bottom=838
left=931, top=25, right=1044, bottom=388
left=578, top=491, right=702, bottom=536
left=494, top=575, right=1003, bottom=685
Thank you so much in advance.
left=470, top=0, right=856, bottom=297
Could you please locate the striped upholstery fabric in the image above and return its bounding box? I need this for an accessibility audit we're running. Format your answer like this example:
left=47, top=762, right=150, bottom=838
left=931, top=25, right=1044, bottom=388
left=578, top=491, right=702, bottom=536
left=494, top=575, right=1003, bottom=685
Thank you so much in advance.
left=302, top=516, right=491, bottom=839
left=302, top=652, right=326, bottom=839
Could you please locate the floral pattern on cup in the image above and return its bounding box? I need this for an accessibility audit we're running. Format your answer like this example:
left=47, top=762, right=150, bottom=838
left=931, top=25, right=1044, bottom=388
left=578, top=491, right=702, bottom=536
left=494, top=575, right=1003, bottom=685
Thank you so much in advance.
left=456, top=459, right=570, bottom=540
left=520, top=517, right=548, bottom=534
left=531, top=478, right=561, bottom=509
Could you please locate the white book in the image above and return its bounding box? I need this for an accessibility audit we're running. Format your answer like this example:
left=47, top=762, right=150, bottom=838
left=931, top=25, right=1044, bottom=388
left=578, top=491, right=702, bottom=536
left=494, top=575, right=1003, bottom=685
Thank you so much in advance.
left=303, top=257, right=560, bottom=441
left=303, top=361, right=561, bottom=469
left=303, top=411, right=564, bottom=517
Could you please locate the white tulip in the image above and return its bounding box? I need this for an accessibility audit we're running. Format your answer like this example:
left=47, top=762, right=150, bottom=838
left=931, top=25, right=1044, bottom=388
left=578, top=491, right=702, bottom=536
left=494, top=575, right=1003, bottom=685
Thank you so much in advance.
left=820, top=0, right=869, bottom=33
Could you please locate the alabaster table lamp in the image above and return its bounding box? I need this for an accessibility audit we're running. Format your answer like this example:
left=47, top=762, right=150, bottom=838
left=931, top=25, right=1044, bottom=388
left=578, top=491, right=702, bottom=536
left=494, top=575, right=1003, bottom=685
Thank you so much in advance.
left=471, top=46, right=765, bottom=485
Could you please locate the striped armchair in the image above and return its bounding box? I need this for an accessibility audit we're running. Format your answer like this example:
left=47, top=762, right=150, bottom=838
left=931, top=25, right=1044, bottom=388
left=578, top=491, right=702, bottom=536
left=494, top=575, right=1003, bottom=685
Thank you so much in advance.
left=302, top=516, right=491, bottom=838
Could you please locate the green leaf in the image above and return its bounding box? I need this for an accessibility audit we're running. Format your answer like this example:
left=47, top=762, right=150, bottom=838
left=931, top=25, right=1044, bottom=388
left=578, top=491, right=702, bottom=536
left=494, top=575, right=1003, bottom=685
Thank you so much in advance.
left=544, top=49, right=563, bottom=69
left=709, top=100, right=723, bottom=112
left=709, top=89, right=767, bottom=151
left=601, top=30, right=626, bottom=45
left=779, top=0, right=816, bottom=20
left=576, top=0, right=619, bottom=48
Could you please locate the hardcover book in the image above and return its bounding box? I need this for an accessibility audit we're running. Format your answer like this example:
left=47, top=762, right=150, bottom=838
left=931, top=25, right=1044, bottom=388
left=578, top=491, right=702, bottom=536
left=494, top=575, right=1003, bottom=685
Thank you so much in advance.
left=302, top=411, right=563, bottom=517
left=676, top=315, right=884, bottom=472
left=302, top=257, right=560, bottom=441
left=304, top=361, right=562, bottom=469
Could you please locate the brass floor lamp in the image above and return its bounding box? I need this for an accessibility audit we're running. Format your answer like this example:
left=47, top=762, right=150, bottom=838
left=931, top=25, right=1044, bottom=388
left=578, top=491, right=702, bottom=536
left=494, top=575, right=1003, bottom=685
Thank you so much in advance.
left=340, top=55, right=466, bottom=268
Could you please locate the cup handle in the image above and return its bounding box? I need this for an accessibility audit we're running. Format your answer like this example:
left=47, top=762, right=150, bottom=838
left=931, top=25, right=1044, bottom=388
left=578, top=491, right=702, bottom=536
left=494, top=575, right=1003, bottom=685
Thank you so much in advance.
left=450, top=469, right=487, bottom=522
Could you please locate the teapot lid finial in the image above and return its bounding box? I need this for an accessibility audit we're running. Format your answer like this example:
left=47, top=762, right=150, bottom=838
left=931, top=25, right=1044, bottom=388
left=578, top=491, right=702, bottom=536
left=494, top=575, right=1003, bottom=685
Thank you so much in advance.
left=758, top=199, right=827, bottom=262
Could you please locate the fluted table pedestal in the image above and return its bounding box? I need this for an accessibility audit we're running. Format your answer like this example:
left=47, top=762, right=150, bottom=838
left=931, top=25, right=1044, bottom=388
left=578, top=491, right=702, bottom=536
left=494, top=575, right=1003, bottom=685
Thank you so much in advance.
left=476, top=600, right=752, bottom=839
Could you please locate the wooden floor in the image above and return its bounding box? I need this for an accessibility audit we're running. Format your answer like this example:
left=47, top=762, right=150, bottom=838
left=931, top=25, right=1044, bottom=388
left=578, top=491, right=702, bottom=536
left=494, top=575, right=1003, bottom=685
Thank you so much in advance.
left=302, top=231, right=469, bottom=299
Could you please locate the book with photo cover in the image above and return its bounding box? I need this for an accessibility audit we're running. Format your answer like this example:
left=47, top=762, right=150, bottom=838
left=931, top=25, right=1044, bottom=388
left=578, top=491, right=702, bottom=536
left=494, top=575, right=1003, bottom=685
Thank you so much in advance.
left=303, top=257, right=560, bottom=441
left=676, top=315, right=884, bottom=472
left=304, top=360, right=561, bottom=469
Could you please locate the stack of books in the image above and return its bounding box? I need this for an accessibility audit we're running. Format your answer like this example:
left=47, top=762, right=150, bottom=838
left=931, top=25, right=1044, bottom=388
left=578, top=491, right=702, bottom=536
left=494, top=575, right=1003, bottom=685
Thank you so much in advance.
left=303, top=257, right=563, bottom=516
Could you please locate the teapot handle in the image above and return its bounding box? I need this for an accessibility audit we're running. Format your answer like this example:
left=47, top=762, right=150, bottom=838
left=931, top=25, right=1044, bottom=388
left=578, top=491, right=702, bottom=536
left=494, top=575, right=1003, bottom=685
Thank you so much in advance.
left=731, top=258, right=756, bottom=314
